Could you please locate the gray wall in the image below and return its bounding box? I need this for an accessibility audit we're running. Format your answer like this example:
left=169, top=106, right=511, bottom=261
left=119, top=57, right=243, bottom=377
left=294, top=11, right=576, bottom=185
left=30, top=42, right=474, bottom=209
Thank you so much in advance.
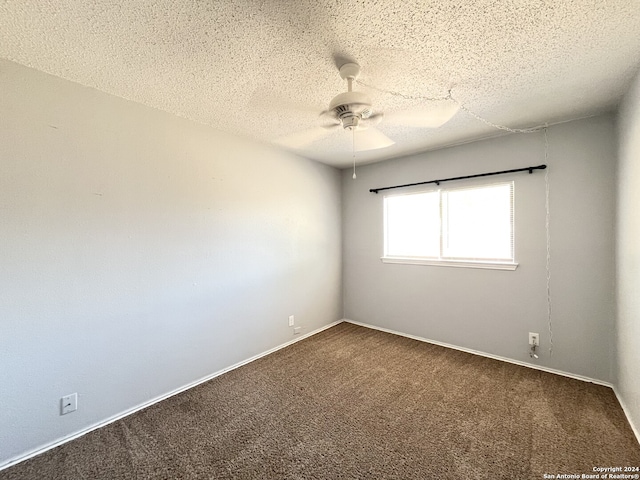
left=343, top=115, right=617, bottom=382
left=616, top=67, right=640, bottom=436
left=0, top=59, right=342, bottom=466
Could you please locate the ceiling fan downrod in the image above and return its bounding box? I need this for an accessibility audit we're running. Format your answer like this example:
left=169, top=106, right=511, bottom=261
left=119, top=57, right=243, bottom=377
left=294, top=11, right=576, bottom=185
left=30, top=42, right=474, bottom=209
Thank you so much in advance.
left=329, top=63, right=373, bottom=131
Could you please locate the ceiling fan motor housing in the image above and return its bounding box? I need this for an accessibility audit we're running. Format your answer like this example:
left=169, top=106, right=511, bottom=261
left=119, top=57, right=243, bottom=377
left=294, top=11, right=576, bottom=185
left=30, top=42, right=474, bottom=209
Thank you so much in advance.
left=329, top=91, right=373, bottom=129
left=341, top=113, right=359, bottom=130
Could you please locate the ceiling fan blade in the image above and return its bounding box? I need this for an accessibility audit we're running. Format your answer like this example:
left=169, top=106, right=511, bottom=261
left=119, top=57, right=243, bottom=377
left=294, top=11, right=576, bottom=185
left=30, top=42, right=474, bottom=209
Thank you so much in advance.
left=365, top=112, right=384, bottom=126
left=273, top=126, right=334, bottom=149
left=319, top=111, right=341, bottom=129
left=385, top=100, right=459, bottom=128
left=355, top=127, right=395, bottom=151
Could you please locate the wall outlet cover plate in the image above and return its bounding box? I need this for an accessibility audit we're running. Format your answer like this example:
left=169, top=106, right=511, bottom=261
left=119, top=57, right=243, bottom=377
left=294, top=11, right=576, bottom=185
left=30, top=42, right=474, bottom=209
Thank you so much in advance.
left=61, top=393, right=78, bottom=415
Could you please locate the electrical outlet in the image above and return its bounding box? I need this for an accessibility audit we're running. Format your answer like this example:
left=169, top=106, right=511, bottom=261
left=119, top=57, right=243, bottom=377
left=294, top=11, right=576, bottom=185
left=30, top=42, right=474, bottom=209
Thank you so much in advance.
left=528, top=332, right=540, bottom=346
left=293, top=326, right=302, bottom=335
left=288, top=315, right=295, bottom=327
left=61, top=393, right=78, bottom=415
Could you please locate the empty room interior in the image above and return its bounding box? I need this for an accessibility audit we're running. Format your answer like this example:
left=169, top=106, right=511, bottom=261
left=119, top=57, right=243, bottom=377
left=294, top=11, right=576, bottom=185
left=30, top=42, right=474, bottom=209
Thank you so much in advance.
left=1, top=1, right=640, bottom=479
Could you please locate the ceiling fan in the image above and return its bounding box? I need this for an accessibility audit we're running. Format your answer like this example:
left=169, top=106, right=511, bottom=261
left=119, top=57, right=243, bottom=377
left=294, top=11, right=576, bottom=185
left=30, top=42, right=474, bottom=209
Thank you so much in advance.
left=274, top=62, right=460, bottom=152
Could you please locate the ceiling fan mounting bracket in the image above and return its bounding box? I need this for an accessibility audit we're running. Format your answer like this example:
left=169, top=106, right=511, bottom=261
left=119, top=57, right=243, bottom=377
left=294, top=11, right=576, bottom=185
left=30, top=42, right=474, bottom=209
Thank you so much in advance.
left=339, top=63, right=361, bottom=81
left=321, top=63, right=377, bottom=130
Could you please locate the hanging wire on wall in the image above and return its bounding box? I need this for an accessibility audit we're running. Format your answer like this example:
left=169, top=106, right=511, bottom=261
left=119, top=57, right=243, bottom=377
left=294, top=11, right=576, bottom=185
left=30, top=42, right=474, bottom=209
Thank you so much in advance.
left=355, top=80, right=548, bottom=134
left=356, top=80, right=452, bottom=102
left=452, top=97, right=544, bottom=134
left=544, top=127, right=553, bottom=356
left=358, top=79, right=555, bottom=357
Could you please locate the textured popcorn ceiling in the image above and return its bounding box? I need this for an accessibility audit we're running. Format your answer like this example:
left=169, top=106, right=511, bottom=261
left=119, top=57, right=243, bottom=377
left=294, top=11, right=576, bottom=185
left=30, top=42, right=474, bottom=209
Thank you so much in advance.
left=1, top=1, right=640, bottom=167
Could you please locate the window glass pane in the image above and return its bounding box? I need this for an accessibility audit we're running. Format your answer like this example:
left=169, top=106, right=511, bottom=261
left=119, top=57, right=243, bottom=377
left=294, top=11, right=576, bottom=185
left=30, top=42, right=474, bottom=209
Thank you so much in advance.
left=385, top=192, right=440, bottom=257
left=442, top=183, right=513, bottom=260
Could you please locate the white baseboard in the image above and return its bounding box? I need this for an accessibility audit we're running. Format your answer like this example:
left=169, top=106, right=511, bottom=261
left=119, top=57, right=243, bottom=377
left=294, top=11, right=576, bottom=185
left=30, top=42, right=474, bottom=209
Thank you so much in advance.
left=344, top=319, right=612, bottom=387
left=0, top=320, right=342, bottom=472
left=5, top=318, right=636, bottom=471
left=613, top=386, right=640, bottom=446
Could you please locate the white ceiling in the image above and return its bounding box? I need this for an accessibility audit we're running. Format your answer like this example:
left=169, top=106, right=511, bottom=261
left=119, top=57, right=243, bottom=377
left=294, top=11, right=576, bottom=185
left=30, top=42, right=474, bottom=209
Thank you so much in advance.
left=1, top=1, right=639, bottom=168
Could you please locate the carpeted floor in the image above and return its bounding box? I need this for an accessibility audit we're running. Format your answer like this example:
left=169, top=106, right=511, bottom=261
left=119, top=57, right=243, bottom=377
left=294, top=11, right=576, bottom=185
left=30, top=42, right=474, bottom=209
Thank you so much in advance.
left=1, top=322, right=639, bottom=479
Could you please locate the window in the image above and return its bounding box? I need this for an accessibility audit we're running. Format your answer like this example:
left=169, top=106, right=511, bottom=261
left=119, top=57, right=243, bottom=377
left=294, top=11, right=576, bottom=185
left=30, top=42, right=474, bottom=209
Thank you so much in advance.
left=383, top=182, right=516, bottom=270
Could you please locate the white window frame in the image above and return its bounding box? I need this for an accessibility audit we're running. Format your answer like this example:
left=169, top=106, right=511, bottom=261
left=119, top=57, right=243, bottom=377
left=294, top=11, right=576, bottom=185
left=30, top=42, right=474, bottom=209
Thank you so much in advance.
left=382, top=181, right=518, bottom=270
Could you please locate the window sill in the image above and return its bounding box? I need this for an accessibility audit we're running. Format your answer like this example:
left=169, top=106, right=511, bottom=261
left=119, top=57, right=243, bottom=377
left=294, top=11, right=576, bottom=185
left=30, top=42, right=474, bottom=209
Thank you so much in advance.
left=380, top=257, right=518, bottom=271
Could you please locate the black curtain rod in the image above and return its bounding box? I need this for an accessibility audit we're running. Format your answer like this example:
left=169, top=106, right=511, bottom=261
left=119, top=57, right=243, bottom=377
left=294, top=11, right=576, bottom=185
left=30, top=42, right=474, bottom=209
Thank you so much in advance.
left=369, top=164, right=547, bottom=194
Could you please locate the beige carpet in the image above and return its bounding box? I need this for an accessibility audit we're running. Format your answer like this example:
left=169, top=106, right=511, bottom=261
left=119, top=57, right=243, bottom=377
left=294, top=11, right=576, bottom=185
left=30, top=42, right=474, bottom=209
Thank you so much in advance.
left=1, top=322, right=639, bottom=479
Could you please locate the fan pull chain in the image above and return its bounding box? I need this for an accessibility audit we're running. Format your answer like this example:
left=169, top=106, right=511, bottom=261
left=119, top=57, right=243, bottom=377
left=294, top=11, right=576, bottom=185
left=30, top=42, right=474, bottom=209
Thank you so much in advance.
left=352, top=127, right=357, bottom=179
